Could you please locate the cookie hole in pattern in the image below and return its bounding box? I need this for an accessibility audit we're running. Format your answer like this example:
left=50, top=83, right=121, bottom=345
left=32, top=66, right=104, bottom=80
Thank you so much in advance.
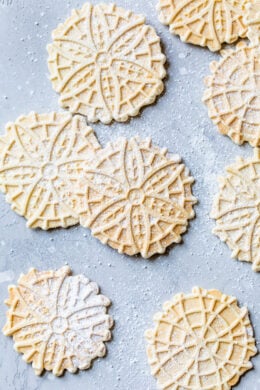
left=95, top=51, right=112, bottom=68
left=51, top=316, right=69, bottom=334
left=41, top=163, right=58, bottom=180
left=127, top=188, right=145, bottom=205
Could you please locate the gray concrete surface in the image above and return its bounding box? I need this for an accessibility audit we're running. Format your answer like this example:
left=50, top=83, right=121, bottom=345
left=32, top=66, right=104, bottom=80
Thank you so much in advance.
left=0, top=0, right=259, bottom=389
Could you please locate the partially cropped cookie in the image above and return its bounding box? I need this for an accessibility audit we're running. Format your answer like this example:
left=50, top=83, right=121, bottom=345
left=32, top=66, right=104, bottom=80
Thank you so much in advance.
left=211, top=149, right=260, bottom=272
left=2, top=266, right=113, bottom=376
left=47, top=2, right=166, bottom=124
left=145, top=287, right=257, bottom=390
left=157, top=0, right=248, bottom=52
left=80, top=137, right=197, bottom=258
left=203, top=42, right=260, bottom=147
left=0, top=112, right=101, bottom=229
left=244, top=0, right=260, bottom=47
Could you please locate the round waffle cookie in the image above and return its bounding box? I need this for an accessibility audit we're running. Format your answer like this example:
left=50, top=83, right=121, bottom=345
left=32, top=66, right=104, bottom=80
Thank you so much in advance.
left=0, top=112, right=101, bottom=229
left=2, top=266, right=113, bottom=376
left=157, top=0, right=248, bottom=52
left=211, top=149, right=260, bottom=272
left=145, top=287, right=257, bottom=390
left=80, top=137, right=197, bottom=258
left=203, top=42, right=260, bottom=147
left=47, top=2, right=166, bottom=124
left=244, top=0, right=260, bottom=47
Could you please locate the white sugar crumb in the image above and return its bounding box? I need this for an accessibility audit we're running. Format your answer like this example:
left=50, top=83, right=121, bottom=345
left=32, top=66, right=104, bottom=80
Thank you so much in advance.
left=47, top=246, right=56, bottom=254
left=179, top=67, right=188, bottom=75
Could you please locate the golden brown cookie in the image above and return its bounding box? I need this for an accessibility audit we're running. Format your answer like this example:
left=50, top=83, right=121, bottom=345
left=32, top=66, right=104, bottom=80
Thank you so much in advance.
left=157, top=0, right=248, bottom=51
left=203, top=42, right=260, bottom=147
left=211, top=149, right=260, bottom=272
left=47, top=2, right=166, bottom=124
left=2, top=266, right=113, bottom=376
left=80, top=137, right=196, bottom=258
left=0, top=112, right=101, bottom=229
left=145, top=287, right=257, bottom=389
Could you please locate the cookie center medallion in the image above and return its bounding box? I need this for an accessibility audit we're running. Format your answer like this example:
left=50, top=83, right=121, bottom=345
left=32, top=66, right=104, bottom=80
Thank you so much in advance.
left=41, top=163, right=58, bottom=180
left=96, top=51, right=111, bottom=67
left=128, top=188, right=145, bottom=205
left=51, top=316, right=68, bottom=334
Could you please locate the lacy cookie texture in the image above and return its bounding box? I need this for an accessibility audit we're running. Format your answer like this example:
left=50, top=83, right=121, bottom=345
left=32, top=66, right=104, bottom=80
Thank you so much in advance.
left=0, top=112, right=101, bottom=229
left=157, top=0, right=248, bottom=51
left=80, top=137, right=196, bottom=258
left=2, top=266, right=113, bottom=376
left=47, top=2, right=166, bottom=124
left=145, top=287, right=257, bottom=389
left=203, top=42, right=260, bottom=147
left=211, top=149, right=260, bottom=272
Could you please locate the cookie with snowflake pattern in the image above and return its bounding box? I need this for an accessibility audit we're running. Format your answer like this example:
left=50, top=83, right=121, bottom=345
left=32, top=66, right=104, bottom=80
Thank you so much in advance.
left=244, top=0, right=260, bottom=47
left=157, top=0, right=249, bottom=52
left=203, top=42, right=260, bottom=146
left=211, top=149, right=260, bottom=272
left=47, top=2, right=166, bottom=124
left=0, top=112, right=101, bottom=229
left=80, top=137, right=197, bottom=258
left=2, top=266, right=113, bottom=376
left=145, top=287, right=257, bottom=390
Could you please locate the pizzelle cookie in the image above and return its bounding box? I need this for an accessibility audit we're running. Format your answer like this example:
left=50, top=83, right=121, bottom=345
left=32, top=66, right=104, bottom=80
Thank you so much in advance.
left=2, top=266, right=113, bottom=376
left=157, top=0, right=248, bottom=52
left=47, top=2, right=166, bottom=124
left=211, top=149, right=260, bottom=272
left=80, top=137, right=197, bottom=258
left=203, top=42, right=260, bottom=147
left=244, top=0, right=260, bottom=47
left=0, top=112, right=101, bottom=229
left=145, top=287, right=257, bottom=390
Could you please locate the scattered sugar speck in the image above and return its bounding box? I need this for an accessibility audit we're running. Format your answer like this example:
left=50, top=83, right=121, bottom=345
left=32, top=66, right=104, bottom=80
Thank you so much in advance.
left=180, top=67, right=188, bottom=75
left=0, top=270, right=15, bottom=284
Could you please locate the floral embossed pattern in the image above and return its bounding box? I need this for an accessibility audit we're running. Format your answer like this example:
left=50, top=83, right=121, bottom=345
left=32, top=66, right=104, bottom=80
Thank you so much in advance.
left=157, top=0, right=249, bottom=51
left=80, top=137, right=197, bottom=258
left=47, top=3, right=166, bottom=124
left=145, top=287, right=257, bottom=390
left=203, top=42, right=260, bottom=146
left=0, top=112, right=101, bottom=229
left=211, top=149, right=260, bottom=272
left=2, top=266, right=113, bottom=376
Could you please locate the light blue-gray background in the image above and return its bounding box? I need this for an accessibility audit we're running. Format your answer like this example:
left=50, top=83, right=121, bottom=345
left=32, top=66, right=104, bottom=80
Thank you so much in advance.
left=0, top=0, right=259, bottom=389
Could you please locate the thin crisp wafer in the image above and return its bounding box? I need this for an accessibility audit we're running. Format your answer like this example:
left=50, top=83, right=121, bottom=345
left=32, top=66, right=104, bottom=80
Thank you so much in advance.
left=47, top=2, right=166, bottom=124
left=157, top=0, right=248, bottom=51
left=145, top=287, right=257, bottom=389
left=203, top=42, right=260, bottom=147
left=2, top=266, right=113, bottom=376
left=80, top=137, right=196, bottom=258
left=211, top=149, right=260, bottom=272
left=0, top=112, right=101, bottom=229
